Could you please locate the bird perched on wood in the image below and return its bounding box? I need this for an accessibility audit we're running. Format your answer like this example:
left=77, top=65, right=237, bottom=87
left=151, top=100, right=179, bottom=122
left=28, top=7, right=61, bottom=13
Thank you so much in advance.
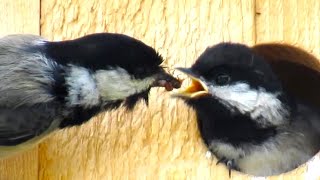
left=0, top=33, right=181, bottom=158
left=173, top=42, right=320, bottom=176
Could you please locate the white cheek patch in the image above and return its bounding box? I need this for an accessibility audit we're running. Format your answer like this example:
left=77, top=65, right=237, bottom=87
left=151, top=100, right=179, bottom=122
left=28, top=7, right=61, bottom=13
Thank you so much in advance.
left=94, top=67, right=155, bottom=101
left=211, top=83, right=258, bottom=113
left=209, top=82, right=289, bottom=127
left=66, top=66, right=155, bottom=107
left=65, top=66, right=100, bottom=107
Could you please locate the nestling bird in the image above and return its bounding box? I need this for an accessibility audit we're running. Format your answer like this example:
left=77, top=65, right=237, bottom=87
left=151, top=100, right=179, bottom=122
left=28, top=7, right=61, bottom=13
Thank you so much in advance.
left=0, top=33, right=181, bottom=158
left=173, top=42, right=320, bottom=176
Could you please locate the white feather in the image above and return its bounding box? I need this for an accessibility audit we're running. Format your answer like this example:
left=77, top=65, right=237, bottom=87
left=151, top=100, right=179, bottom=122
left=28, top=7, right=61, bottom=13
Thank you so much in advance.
left=65, top=66, right=155, bottom=107
left=65, top=66, right=100, bottom=107
left=209, top=128, right=318, bottom=176
left=208, top=82, right=289, bottom=127
left=95, top=67, right=155, bottom=101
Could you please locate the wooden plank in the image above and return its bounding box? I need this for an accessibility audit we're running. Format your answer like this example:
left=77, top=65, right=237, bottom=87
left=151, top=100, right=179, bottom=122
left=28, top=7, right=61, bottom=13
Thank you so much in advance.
left=39, top=0, right=256, bottom=179
left=255, top=0, right=319, bottom=59
left=0, top=0, right=40, bottom=36
left=255, top=0, right=320, bottom=179
left=0, top=0, right=40, bottom=180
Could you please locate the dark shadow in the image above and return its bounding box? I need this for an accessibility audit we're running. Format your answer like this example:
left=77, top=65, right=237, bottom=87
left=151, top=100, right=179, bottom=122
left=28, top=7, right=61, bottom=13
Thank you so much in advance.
left=252, top=43, right=320, bottom=108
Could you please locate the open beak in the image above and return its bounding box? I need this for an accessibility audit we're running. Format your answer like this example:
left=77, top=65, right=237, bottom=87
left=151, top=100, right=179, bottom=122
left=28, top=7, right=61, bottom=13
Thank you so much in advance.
left=172, top=67, right=209, bottom=98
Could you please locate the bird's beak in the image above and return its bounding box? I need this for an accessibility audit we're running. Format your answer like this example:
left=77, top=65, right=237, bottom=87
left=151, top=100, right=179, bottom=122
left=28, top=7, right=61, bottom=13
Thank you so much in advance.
left=172, top=67, right=209, bottom=98
left=152, top=70, right=182, bottom=91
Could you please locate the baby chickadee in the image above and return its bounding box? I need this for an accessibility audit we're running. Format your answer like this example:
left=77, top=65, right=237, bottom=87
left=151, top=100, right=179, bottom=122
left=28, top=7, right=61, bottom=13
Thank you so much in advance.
left=0, top=33, right=181, bottom=158
left=173, top=43, right=320, bottom=176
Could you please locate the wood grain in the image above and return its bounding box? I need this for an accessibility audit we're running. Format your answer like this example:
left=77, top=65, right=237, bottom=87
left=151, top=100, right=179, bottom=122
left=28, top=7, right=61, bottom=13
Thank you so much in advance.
left=255, top=0, right=319, bottom=59
left=0, top=0, right=40, bottom=36
left=0, top=0, right=40, bottom=180
left=0, top=0, right=318, bottom=179
left=39, top=0, right=255, bottom=179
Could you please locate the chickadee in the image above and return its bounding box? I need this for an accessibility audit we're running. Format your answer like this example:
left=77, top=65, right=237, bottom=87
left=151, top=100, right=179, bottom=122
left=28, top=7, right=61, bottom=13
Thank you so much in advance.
left=173, top=43, right=320, bottom=176
left=0, top=33, right=181, bottom=158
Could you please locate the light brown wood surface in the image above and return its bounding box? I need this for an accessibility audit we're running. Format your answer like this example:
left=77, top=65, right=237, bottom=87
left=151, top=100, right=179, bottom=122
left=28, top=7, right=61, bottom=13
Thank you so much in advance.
left=0, top=0, right=40, bottom=180
left=255, top=0, right=319, bottom=58
left=0, top=0, right=320, bottom=179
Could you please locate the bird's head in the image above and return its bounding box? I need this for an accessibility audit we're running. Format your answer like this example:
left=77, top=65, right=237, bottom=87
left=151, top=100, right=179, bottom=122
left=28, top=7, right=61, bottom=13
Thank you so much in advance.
left=45, top=33, right=181, bottom=109
left=173, top=43, right=291, bottom=128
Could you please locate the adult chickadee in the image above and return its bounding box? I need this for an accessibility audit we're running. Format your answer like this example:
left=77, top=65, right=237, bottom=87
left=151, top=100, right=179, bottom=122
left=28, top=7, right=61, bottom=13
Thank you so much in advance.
left=0, top=33, right=181, bottom=158
left=173, top=43, right=320, bottom=176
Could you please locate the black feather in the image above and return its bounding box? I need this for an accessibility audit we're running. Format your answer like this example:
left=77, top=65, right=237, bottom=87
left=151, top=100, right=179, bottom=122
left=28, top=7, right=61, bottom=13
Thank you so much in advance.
left=185, top=96, right=277, bottom=146
left=124, top=88, right=150, bottom=110
left=44, top=33, right=164, bottom=79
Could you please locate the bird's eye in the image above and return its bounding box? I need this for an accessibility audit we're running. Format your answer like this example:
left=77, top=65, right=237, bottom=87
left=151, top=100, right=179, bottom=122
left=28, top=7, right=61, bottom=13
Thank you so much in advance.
left=215, top=74, right=231, bottom=85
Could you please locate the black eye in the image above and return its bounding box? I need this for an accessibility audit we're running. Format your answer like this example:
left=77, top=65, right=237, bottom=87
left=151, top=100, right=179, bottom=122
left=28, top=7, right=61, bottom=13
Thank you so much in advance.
left=215, top=74, right=231, bottom=85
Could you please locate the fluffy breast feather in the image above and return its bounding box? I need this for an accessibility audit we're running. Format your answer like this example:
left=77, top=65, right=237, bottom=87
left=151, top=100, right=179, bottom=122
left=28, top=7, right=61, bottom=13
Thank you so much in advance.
left=208, top=104, right=320, bottom=176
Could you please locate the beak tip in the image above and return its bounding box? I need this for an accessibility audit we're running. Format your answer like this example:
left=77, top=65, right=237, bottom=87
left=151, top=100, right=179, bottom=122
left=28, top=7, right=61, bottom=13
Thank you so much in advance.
left=175, top=67, right=188, bottom=71
left=174, top=67, right=197, bottom=77
left=154, top=71, right=182, bottom=91
left=170, top=92, right=187, bottom=99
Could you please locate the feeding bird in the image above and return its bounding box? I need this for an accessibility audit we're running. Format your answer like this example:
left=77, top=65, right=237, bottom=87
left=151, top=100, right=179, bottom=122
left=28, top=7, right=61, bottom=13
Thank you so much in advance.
left=173, top=42, right=320, bottom=176
left=0, top=33, right=181, bottom=158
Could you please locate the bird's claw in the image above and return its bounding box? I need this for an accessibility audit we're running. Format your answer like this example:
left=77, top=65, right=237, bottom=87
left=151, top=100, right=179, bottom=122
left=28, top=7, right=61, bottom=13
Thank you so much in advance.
left=216, top=157, right=238, bottom=178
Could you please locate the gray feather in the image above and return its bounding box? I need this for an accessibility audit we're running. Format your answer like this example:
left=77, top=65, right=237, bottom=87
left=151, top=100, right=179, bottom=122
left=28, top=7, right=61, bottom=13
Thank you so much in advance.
left=0, top=103, right=62, bottom=145
left=0, top=35, right=58, bottom=107
left=0, top=35, right=65, bottom=157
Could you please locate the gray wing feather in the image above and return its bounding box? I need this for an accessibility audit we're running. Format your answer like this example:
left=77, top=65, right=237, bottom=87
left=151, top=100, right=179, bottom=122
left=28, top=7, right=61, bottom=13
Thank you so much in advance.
left=0, top=104, right=62, bottom=146
left=0, top=35, right=63, bottom=146
left=0, top=34, right=59, bottom=107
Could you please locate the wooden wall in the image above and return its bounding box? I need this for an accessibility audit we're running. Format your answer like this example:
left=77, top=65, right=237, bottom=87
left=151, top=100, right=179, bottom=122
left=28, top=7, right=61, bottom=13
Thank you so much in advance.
left=0, top=0, right=319, bottom=179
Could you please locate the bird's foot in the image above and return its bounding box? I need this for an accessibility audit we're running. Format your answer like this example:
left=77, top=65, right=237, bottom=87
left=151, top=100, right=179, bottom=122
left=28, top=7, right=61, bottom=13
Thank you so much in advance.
left=216, top=157, right=238, bottom=178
